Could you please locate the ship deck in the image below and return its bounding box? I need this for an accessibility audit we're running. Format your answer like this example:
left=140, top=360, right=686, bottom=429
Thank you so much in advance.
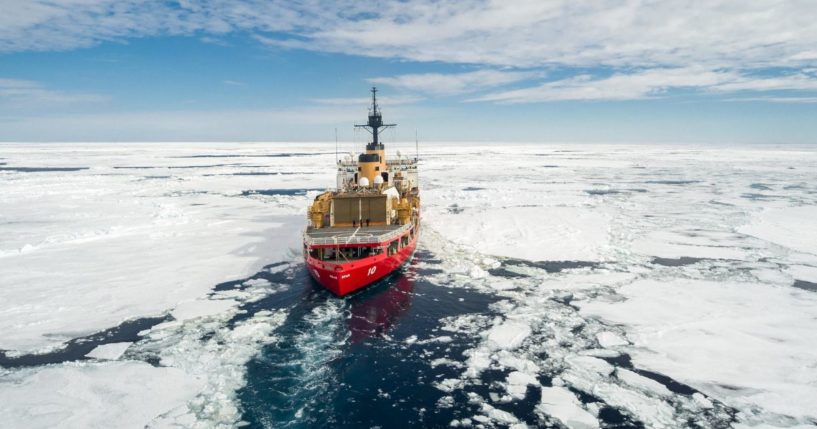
left=304, top=223, right=411, bottom=246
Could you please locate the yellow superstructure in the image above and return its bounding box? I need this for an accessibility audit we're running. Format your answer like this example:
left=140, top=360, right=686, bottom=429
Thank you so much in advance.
left=306, top=87, right=419, bottom=231
left=358, top=147, right=386, bottom=186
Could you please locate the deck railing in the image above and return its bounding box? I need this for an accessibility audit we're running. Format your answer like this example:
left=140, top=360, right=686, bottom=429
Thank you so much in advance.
left=304, top=223, right=412, bottom=246
left=338, top=158, right=417, bottom=167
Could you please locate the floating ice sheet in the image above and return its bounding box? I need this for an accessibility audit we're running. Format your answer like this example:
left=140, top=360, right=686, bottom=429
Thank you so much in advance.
left=0, top=143, right=313, bottom=354
left=2, top=142, right=817, bottom=428
left=579, top=278, right=817, bottom=420
left=0, top=361, right=203, bottom=428
left=739, top=206, right=817, bottom=255
left=427, top=206, right=612, bottom=262
left=85, top=342, right=132, bottom=360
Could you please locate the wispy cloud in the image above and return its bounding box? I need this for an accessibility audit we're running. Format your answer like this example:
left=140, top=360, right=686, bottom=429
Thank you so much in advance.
left=0, top=106, right=366, bottom=141
left=726, top=96, right=817, bottom=104
left=0, top=78, right=108, bottom=106
left=3, top=1, right=817, bottom=71
left=3, top=1, right=817, bottom=105
left=200, top=36, right=231, bottom=47
left=222, top=80, right=246, bottom=86
left=311, top=95, right=423, bottom=106
left=287, top=1, right=817, bottom=70
left=469, top=68, right=734, bottom=103
left=713, top=73, right=817, bottom=92
left=469, top=68, right=817, bottom=103
left=368, top=70, right=540, bottom=96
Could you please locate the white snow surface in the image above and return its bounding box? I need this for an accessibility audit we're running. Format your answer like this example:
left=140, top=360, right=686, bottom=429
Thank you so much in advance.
left=171, top=298, right=239, bottom=321
left=0, top=143, right=312, bottom=353
left=739, top=206, right=817, bottom=255
left=0, top=361, right=203, bottom=429
left=0, top=143, right=311, bottom=427
left=486, top=319, right=531, bottom=350
left=580, top=278, right=817, bottom=419
left=428, top=206, right=612, bottom=262
left=3, top=142, right=817, bottom=428
left=538, top=386, right=600, bottom=429
left=418, top=144, right=817, bottom=427
left=85, top=342, right=132, bottom=360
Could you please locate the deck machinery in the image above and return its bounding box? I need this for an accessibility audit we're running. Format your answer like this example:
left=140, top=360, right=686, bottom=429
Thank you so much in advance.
left=303, top=87, right=420, bottom=296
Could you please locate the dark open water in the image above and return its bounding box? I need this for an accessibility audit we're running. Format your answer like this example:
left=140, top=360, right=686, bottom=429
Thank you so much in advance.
left=224, top=250, right=711, bottom=428
left=0, top=247, right=733, bottom=428
left=233, top=250, right=505, bottom=428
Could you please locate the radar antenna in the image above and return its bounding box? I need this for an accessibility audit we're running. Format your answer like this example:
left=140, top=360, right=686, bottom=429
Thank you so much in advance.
left=354, top=87, right=396, bottom=150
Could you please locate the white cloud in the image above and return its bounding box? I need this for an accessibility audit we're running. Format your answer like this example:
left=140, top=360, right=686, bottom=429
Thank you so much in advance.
left=311, top=95, right=423, bottom=106
left=469, top=68, right=734, bottom=102
left=713, top=73, right=817, bottom=92
left=0, top=106, right=365, bottom=141
left=470, top=68, right=817, bottom=103
left=0, top=78, right=108, bottom=106
left=282, top=1, right=817, bottom=70
left=2, top=1, right=817, bottom=104
left=368, top=70, right=540, bottom=95
left=0, top=1, right=355, bottom=53
left=726, top=96, right=817, bottom=104
left=3, top=1, right=817, bottom=71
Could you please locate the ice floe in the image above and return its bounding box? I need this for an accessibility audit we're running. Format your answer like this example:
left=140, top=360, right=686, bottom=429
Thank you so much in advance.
left=739, top=206, right=817, bottom=255
left=538, top=386, right=599, bottom=429
left=3, top=142, right=817, bottom=428
left=427, top=206, right=612, bottom=262
left=580, top=278, right=817, bottom=421
left=85, top=342, right=132, bottom=360
left=0, top=143, right=323, bottom=354
left=0, top=361, right=203, bottom=428
left=486, top=320, right=531, bottom=351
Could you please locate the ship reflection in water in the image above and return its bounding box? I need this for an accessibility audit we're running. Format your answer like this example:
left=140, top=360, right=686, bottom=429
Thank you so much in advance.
left=346, top=268, right=415, bottom=343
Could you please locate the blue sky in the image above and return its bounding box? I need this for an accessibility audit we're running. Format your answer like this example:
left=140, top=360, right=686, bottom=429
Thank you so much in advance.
left=1, top=1, right=816, bottom=143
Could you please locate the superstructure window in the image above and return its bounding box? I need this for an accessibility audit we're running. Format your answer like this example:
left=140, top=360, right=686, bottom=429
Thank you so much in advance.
left=327, top=245, right=382, bottom=261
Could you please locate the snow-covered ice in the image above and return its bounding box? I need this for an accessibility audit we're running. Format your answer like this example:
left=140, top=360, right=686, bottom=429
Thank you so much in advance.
left=420, top=144, right=817, bottom=427
left=428, top=206, right=612, bottom=262
left=580, top=278, right=817, bottom=420
left=85, top=342, right=132, bottom=360
left=2, top=142, right=817, bottom=427
left=486, top=320, right=531, bottom=350
left=0, top=361, right=203, bottom=428
left=171, top=298, right=239, bottom=321
left=739, top=206, right=817, bottom=255
left=0, top=144, right=312, bottom=354
left=539, top=386, right=600, bottom=429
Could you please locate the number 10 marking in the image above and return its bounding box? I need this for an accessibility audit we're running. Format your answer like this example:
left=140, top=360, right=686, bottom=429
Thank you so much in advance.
left=367, top=266, right=377, bottom=276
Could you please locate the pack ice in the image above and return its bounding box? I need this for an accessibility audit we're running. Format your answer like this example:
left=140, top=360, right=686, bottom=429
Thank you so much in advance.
left=1, top=142, right=816, bottom=428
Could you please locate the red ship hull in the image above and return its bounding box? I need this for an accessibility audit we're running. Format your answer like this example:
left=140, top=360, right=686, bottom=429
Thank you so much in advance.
left=305, top=226, right=419, bottom=296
